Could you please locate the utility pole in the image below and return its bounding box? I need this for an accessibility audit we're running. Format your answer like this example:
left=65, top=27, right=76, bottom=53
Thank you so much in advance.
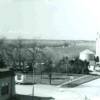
left=32, top=63, right=35, bottom=100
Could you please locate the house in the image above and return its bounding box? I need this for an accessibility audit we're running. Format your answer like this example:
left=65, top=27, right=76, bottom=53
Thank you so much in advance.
left=79, top=49, right=95, bottom=62
left=0, top=68, right=15, bottom=100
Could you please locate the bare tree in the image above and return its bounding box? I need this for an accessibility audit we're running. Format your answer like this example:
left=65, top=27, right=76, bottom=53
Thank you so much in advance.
left=5, top=43, right=16, bottom=68
left=0, top=38, right=10, bottom=67
left=26, top=42, right=42, bottom=72
left=44, top=58, right=53, bottom=84
left=7, top=38, right=27, bottom=70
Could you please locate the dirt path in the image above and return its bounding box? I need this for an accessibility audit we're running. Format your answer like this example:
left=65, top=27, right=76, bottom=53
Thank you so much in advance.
left=58, top=75, right=100, bottom=88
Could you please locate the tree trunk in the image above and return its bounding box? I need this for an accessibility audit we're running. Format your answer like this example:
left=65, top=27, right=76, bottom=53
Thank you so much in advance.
left=49, top=73, right=52, bottom=85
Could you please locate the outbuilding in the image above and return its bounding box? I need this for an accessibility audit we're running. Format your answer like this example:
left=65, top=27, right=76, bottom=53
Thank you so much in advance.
left=79, top=49, right=95, bottom=62
left=0, top=68, right=15, bottom=100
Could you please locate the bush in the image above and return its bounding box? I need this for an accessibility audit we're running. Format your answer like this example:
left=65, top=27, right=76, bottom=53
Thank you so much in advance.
left=56, top=57, right=89, bottom=74
left=67, top=58, right=89, bottom=74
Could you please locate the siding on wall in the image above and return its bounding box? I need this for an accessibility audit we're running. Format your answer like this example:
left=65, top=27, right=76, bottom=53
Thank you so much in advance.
left=0, top=76, right=15, bottom=100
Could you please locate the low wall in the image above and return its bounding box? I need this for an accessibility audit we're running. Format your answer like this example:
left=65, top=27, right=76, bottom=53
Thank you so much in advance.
left=15, top=95, right=55, bottom=100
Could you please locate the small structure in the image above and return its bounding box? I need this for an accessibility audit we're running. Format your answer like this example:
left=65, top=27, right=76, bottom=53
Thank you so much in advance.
left=79, top=49, right=95, bottom=71
left=79, top=49, right=95, bottom=62
left=0, top=68, right=15, bottom=100
left=96, top=32, right=100, bottom=61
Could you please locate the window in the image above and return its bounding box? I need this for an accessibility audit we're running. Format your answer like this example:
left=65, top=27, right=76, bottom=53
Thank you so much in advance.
left=1, top=85, right=9, bottom=95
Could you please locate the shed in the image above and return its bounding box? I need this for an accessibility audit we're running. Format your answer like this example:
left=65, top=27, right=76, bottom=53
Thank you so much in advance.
left=0, top=68, right=15, bottom=100
left=79, top=49, right=95, bottom=61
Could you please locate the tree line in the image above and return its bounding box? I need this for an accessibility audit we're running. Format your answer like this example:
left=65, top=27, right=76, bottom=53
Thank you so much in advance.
left=0, top=38, right=93, bottom=85
left=0, top=38, right=90, bottom=75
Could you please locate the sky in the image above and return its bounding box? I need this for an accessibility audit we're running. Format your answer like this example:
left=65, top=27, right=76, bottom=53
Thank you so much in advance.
left=0, top=0, right=100, bottom=40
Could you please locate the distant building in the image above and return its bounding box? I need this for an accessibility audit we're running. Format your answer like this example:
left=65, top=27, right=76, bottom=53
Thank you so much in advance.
left=0, top=68, right=15, bottom=100
left=79, top=49, right=95, bottom=62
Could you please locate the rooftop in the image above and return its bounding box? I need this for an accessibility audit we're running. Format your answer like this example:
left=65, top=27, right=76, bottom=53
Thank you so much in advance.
left=0, top=68, right=14, bottom=78
left=0, top=68, right=10, bottom=72
left=80, top=49, right=95, bottom=54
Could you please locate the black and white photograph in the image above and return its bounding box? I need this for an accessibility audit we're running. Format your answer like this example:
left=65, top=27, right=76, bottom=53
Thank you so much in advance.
left=0, top=0, right=100, bottom=100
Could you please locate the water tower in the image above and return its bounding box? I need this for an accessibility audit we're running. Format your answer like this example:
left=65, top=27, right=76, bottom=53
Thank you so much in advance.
left=96, top=32, right=100, bottom=61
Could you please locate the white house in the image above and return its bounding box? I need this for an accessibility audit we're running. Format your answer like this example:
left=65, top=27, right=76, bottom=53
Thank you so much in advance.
left=79, top=49, right=95, bottom=62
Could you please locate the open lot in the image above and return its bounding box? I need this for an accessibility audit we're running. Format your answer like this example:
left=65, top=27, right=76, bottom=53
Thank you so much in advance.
left=15, top=76, right=100, bottom=100
left=33, top=74, right=100, bottom=86
left=16, top=73, right=100, bottom=87
left=16, top=73, right=84, bottom=85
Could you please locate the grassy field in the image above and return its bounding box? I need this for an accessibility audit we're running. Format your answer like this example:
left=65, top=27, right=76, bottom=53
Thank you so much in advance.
left=18, top=73, right=84, bottom=85
left=60, top=75, right=100, bottom=88
left=16, top=73, right=100, bottom=87
left=6, top=39, right=96, bottom=63
left=39, top=74, right=83, bottom=85
left=43, top=42, right=95, bottom=63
